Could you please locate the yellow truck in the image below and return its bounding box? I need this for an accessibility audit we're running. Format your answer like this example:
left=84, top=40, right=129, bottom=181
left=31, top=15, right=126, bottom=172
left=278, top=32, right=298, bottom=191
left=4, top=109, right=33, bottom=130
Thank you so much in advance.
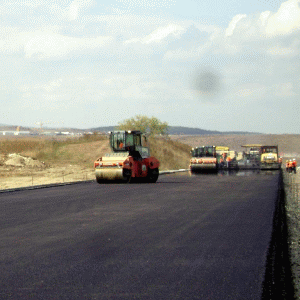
left=260, top=145, right=281, bottom=170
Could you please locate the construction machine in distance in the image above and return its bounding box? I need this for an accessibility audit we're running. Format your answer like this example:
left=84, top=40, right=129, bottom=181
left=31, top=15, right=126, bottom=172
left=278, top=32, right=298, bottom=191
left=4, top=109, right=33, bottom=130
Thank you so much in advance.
left=94, top=130, right=159, bottom=183
left=189, top=146, right=217, bottom=173
left=215, top=146, right=229, bottom=155
left=260, top=145, right=281, bottom=170
left=237, top=144, right=262, bottom=170
left=215, top=146, right=238, bottom=170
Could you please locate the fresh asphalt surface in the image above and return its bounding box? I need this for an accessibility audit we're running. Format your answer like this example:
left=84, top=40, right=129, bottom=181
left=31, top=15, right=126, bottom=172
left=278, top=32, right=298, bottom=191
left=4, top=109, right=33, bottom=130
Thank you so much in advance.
left=0, top=171, right=280, bottom=299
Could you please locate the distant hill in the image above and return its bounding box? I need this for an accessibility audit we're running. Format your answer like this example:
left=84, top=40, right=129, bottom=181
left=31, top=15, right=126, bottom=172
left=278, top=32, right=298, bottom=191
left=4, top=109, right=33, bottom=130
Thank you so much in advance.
left=167, top=126, right=221, bottom=135
left=90, top=126, right=116, bottom=133
left=167, top=126, right=260, bottom=135
left=90, top=126, right=261, bottom=135
left=0, top=124, right=261, bottom=135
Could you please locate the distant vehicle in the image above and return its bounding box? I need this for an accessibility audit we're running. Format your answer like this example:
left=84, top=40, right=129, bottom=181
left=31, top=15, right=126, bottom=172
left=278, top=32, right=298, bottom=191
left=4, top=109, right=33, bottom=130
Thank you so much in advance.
left=94, top=130, right=159, bottom=183
left=237, top=144, right=262, bottom=169
left=260, top=145, right=281, bottom=170
left=189, top=146, right=217, bottom=173
left=216, top=146, right=238, bottom=170
left=215, top=146, right=229, bottom=153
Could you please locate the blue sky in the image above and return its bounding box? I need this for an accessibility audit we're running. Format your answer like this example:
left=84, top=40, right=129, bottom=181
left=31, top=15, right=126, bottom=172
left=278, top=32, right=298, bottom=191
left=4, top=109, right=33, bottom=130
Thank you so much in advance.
left=0, top=0, right=299, bottom=133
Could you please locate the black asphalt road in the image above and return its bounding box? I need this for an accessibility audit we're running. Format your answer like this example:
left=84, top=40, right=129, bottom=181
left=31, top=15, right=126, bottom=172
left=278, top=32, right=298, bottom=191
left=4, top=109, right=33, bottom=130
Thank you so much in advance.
left=0, top=172, right=280, bottom=299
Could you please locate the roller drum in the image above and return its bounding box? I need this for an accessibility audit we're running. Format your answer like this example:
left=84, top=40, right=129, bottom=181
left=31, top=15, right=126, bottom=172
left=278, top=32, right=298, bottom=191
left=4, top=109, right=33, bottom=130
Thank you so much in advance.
left=95, top=168, right=125, bottom=182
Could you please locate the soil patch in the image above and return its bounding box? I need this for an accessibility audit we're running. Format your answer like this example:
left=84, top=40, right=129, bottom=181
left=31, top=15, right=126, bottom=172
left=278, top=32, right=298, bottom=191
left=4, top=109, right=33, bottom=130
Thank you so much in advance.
left=4, top=153, right=46, bottom=168
left=0, top=153, right=94, bottom=190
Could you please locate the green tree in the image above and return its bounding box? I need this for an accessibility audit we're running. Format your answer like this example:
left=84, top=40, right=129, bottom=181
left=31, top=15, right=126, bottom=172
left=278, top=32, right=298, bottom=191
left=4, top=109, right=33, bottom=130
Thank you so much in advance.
left=117, top=115, right=168, bottom=136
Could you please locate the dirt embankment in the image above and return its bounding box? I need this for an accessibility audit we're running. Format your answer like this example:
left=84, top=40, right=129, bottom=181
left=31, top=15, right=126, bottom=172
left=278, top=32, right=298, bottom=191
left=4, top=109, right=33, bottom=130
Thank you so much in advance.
left=0, top=140, right=111, bottom=190
left=0, top=136, right=191, bottom=190
left=0, top=153, right=94, bottom=190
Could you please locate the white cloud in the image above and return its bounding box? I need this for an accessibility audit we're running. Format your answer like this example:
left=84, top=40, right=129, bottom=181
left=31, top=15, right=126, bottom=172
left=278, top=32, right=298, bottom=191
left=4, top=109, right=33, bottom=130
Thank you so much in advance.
left=267, top=46, right=298, bottom=56
left=130, top=23, right=185, bottom=44
left=121, top=84, right=148, bottom=99
left=266, top=0, right=300, bottom=37
left=20, top=80, right=63, bottom=96
left=232, top=83, right=268, bottom=99
left=163, top=42, right=211, bottom=61
left=66, top=0, right=95, bottom=21
left=19, top=0, right=47, bottom=8
left=273, top=82, right=298, bottom=97
left=0, top=29, right=22, bottom=54
left=225, top=14, right=247, bottom=37
left=224, top=0, right=300, bottom=40
left=116, top=0, right=175, bottom=9
left=41, top=79, right=63, bottom=93
left=21, top=92, right=71, bottom=111
left=23, top=30, right=113, bottom=60
left=0, top=0, right=61, bottom=17
left=147, top=24, right=184, bottom=43
left=259, top=11, right=272, bottom=27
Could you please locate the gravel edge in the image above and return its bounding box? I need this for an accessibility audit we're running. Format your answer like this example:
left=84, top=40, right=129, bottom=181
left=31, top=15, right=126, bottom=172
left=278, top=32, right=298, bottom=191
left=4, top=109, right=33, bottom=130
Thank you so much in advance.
left=262, top=171, right=295, bottom=299
left=284, top=171, right=300, bottom=300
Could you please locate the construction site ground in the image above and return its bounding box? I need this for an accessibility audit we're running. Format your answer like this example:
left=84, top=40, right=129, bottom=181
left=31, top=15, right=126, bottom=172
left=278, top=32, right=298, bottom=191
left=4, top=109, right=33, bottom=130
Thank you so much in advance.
left=0, top=154, right=95, bottom=190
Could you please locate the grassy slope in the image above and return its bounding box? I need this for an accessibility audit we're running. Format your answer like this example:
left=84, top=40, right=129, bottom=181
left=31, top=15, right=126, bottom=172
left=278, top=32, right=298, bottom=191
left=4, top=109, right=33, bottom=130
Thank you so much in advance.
left=149, top=137, right=190, bottom=170
left=0, top=135, right=191, bottom=170
left=0, top=135, right=108, bottom=168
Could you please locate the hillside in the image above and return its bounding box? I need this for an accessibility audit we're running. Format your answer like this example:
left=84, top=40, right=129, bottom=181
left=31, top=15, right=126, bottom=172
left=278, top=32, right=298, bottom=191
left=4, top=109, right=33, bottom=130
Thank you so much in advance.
left=167, top=126, right=260, bottom=135
left=89, top=125, right=261, bottom=135
left=0, top=134, right=189, bottom=172
left=1, top=124, right=262, bottom=136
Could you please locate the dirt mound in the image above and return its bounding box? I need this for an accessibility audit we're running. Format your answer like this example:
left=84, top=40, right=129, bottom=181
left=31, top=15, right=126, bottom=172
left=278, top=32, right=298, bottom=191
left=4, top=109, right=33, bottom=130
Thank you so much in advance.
left=5, top=156, right=25, bottom=167
left=4, top=154, right=46, bottom=169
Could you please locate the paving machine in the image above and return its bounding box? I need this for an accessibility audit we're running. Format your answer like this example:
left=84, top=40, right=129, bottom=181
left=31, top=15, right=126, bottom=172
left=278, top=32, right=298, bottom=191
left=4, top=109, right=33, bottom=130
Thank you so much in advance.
left=94, top=130, right=159, bottom=183
left=216, top=146, right=238, bottom=170
left=260, top=145, right=281, bottom=170
left=237, top=144, right=262, bottom=169
left=189, top=146, right=217, bottom=173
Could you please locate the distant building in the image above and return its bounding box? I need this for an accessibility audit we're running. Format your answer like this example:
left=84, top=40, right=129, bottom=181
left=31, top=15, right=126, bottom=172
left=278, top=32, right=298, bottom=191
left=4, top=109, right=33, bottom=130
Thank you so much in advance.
left=1, top=130, right=32, bottom=136
left=42, top=132, right=55, bottom=136
left=1, top=131, right=15, bottom=136
left=14, top=131, right=31, bottom=136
